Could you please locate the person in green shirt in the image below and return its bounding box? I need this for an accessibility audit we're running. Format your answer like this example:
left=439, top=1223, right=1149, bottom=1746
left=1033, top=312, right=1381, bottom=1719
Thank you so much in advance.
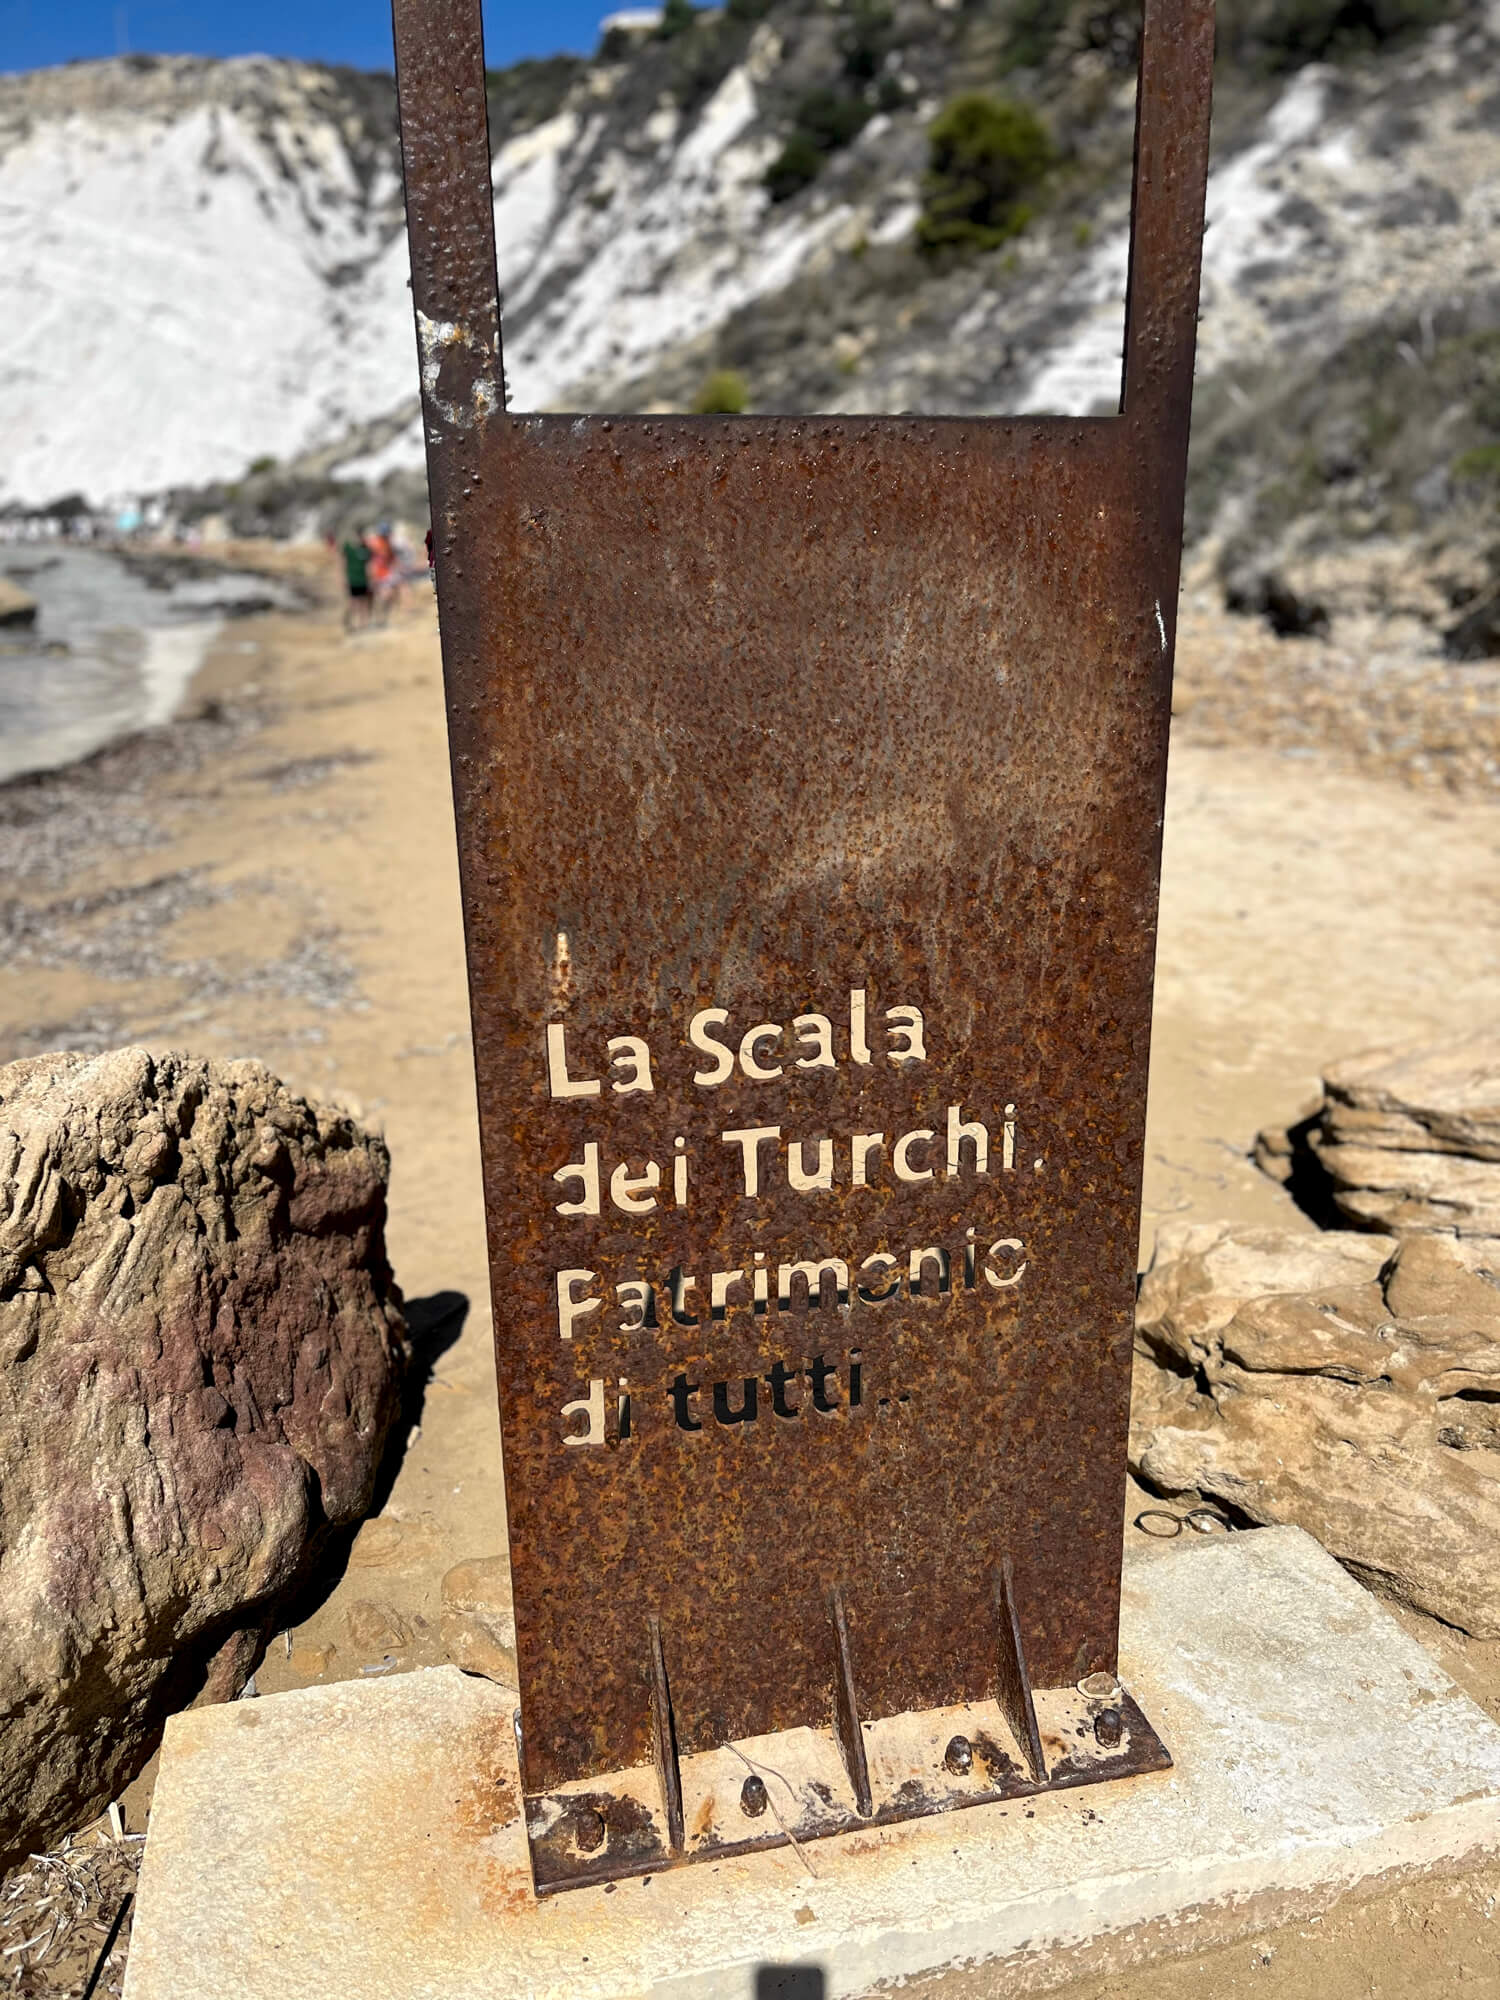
left=340, top=532, right=372, bottom=630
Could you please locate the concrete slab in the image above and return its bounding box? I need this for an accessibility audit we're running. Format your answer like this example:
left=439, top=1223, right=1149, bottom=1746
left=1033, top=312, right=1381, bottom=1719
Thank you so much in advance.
left=122, top=1528, right=1500, bottom=2000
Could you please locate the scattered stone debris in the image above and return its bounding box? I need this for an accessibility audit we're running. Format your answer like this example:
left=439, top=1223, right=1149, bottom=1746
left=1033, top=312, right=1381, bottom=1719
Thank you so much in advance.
left=248, top=748, right=375, bottom=793
left=1132, top=1221, right=1500, bottom=1635
left=0, top=700, right=256, bottom=894
left=440, top=1554, right=518, bottom=1688
left=0, top=1046, right=408, bottom=1872
left=1172, top=593, right=1500, bottom=797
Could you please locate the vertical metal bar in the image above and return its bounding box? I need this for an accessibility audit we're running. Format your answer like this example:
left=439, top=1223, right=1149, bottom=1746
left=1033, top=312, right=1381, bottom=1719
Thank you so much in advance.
left=995, top=1558, right=1046, bottom=1784
left=390, top=0, right=505, bottom=603
left=829, top=1588, right=873, bottom=1818
left=648, top=1616, right=686, bottom=1854
left=1120, top=0, right=1215, bottom=440
left=390, top=0, right=502, bottom=369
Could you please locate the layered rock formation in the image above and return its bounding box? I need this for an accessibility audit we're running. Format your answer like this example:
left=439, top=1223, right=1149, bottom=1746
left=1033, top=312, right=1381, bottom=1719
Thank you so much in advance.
left=1132, top=1221, right=1500, bottom=1634
left=0, top=1047, right=407, bottom=1870
left=1257, top=1029, right=1500, bottom=1249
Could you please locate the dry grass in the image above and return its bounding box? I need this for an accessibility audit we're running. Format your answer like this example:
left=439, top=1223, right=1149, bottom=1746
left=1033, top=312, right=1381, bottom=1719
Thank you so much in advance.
left=0, top=1831, right=140, bottom=2000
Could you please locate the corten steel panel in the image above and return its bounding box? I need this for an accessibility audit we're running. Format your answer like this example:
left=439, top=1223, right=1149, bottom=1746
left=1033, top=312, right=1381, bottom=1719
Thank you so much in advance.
left=392, top=0, right=1213, bottom=1798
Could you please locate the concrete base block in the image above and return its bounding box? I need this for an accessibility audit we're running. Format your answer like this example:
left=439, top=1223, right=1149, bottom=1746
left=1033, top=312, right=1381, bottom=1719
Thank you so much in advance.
left=122, top=1528, right=1500, bottom=1999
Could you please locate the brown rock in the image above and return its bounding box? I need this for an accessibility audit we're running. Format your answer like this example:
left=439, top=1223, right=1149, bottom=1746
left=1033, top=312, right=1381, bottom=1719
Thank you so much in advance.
left=0, top=1047, right=407, bottom=1871
left=1133, top=1220, right=1500, bottom=1634
left=345, top=1599, right=412, bottom=1652
left=0, top=578, right=36, bottom=629
left=1258, top=1030, right=1500, bottom=1245
left=441, top=1554, right=516, bottom=1688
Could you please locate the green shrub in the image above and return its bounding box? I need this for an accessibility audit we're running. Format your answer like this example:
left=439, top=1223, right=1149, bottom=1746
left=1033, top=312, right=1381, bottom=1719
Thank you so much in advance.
left=793, top=87, right=874, bottom=153
left=916, top=96, right=1056, bottom=254
left=763, top=88, right=874, bottom=201
left=765, top=132, right=826, bottom=202
left=692, top=369, right=750, bottom=414
left=1001, top=0, right=1071, bottom=68
left=841, top=0, right=894, bottom=80
left=725, top=0, right=775, bottom=16
left=247, top=455, right=278, bottom=477
left=657, top=0, right=697, bottom=39
left=1453, top=443, right=1500, bottom=487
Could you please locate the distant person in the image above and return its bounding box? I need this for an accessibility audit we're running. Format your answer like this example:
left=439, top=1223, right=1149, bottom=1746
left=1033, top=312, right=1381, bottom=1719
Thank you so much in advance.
left=368, top=524, right=404, bottom=620
left=340, top=531, right=372, bottom=630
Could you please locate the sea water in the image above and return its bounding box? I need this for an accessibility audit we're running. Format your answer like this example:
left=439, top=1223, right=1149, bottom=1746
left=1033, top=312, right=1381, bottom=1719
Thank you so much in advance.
left=0, top=545, right=298, bottom=784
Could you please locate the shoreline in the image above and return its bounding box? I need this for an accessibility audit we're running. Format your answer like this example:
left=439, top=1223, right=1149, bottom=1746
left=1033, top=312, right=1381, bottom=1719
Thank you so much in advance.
left=0, top=540, right=325, bottom=791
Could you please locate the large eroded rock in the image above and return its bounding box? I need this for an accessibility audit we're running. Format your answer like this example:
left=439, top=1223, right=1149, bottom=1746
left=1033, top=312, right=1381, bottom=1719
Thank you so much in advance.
left=0, top=1047, right=406, bottom=1870
left=1131, top=1220, right=1500, bottom=1634
left=1258, top=1029, right=1500, bottom=1245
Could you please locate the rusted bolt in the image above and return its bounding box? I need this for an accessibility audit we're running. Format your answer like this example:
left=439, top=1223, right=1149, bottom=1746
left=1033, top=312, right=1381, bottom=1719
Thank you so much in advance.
left=944, top=1735, right=974, bottom=1777
left=574, top=1805, right=607, bottom=1852
left=740, top=1774, right=769, bottom=1818
left=1078, top=1672, right=1119, bottom=1702
left=1094, top=1708, right=1123, bottom=1749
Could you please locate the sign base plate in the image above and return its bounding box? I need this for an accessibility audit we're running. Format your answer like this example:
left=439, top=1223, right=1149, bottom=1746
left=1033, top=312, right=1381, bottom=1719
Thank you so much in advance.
left=525, top=1680, right=1170, bottom=1895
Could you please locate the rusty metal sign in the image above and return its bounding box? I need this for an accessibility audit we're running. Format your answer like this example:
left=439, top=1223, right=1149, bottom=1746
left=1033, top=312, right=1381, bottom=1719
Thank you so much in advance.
left=393, top=0, right=1212, bottom=1894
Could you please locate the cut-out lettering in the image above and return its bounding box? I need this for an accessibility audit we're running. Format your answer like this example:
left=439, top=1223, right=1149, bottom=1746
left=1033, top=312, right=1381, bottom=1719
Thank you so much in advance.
left=893, top=1128, right=935, bottom=1183
left=909, top=1246, right=951, bottom=1297
left=616, top=1278, right=657, bottom=1331
left=670, top=1371, right=703, bottom=1431
left=607, top=1034, right=655, bottom=1096
left=793, top=1014, right=836, bottom=1070
left=809, top=1354, right=841, bottom=1412
left=689, top=1008, right=734, bottom=1087
left=856, top=1252, right=899, bottom=1304
left=886, top=1005, right=926, bottom=1065
left=779, top=1257, right=850, bottom=1311
left=738, top=1023, right=784, bottom=1081
left=557, top=1269, right=600, bottom=1341
left=713, top=1377, right=759, bottom=1425
left=946, top=1104, right=989, bottom=1178
left=710, top=1267, right=747, bottom=1320
left=722, top=1125, right=780, bottom=1197
left=788, top=1138, right=834, bottom=1193
left=668, top=1266, right=699, bottom=1326
left=554, top=1142, right=601, bottom=1216
left=767, top=1358, right=801, bottom=1416
left=850, top=987, right=872, bottom=1065
left=851, top=1132, right=884, bottom=1187
left=546, top=1021, right=600, bottom=1100
left=561, top=1377, right=606, bottom=1446
left=610, top=1159, right=660, bottom=1215
left=985, top=1238, right=1028, bottom=1288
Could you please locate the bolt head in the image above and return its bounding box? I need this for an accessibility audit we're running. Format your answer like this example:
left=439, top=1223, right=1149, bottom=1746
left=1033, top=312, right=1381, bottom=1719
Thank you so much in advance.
left=944, top=1734, right=974, bottom=1777
left=740, top=1773, right=770, bottom=1818
left=574, top=1804, right=607, bottom=1852
left=1094, top=1707, right=1124, bottom=1749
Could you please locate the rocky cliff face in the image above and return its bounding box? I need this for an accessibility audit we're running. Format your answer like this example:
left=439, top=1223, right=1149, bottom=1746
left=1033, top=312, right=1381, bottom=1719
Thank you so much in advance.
left=3, top=0, right=1499, bottom=624
left=0, top=58, right=410, bottom=506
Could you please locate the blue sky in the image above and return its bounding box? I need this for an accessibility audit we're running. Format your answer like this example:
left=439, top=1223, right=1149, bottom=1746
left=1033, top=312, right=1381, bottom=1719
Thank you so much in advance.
left=0, top=2, right=614, bottom=74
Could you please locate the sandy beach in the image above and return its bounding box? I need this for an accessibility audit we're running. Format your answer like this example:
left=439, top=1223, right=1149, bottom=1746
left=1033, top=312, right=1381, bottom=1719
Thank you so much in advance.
left=2, top=547, right=1499, bottom=1993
